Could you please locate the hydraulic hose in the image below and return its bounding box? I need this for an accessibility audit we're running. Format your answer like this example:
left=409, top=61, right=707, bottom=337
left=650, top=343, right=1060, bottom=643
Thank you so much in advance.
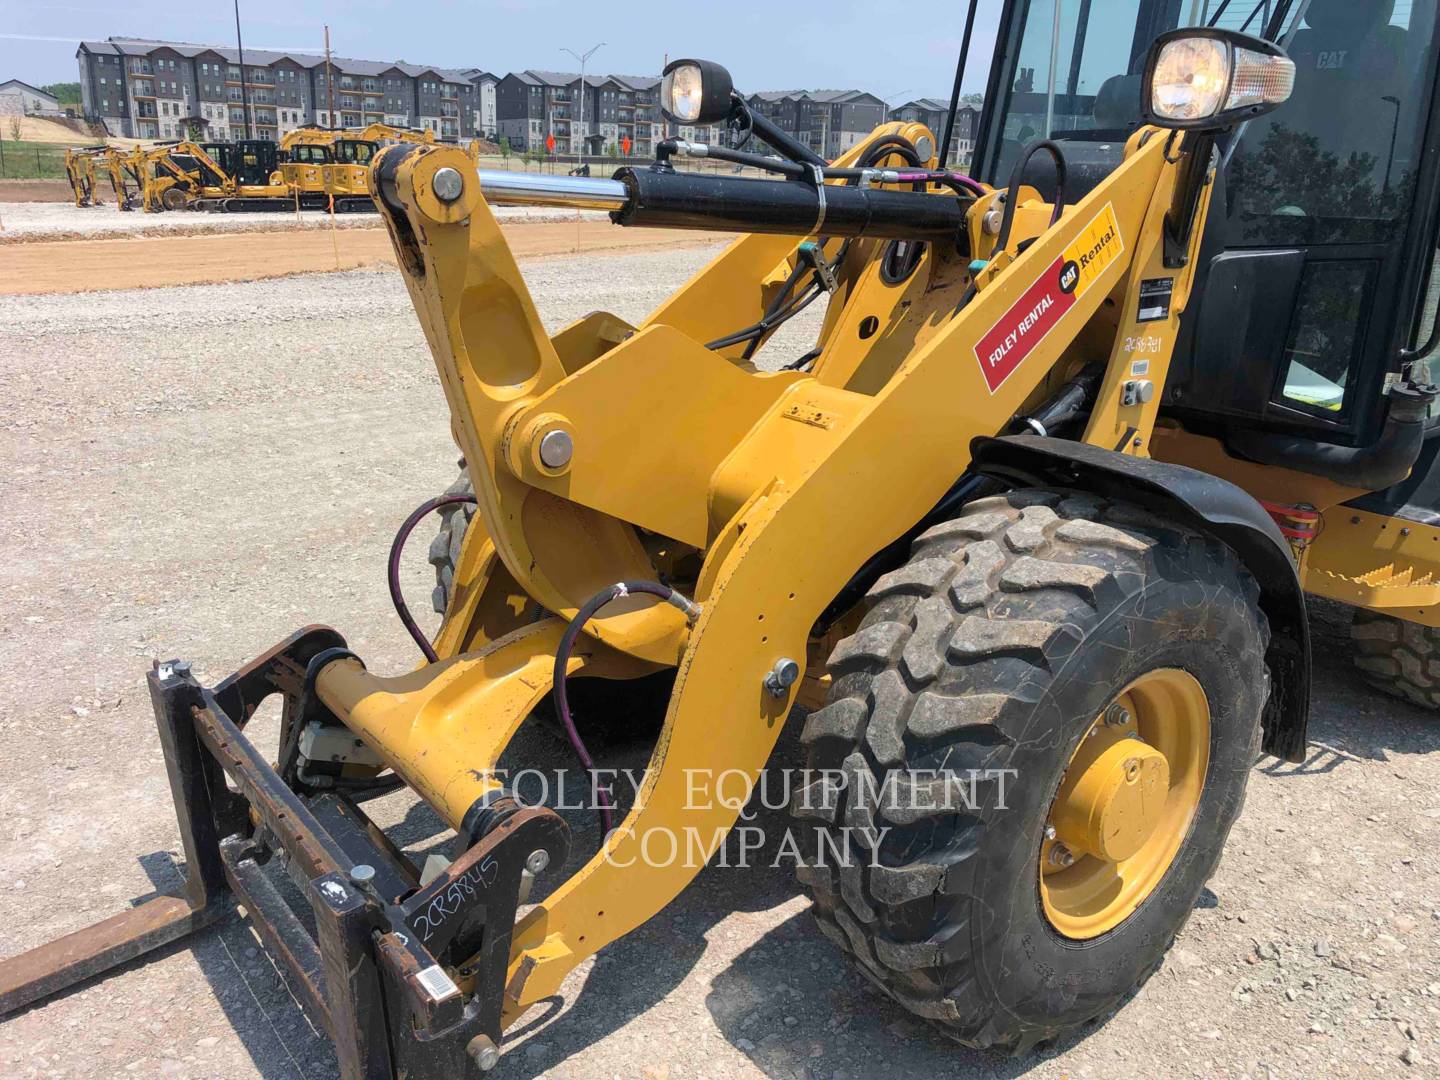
left=388, top=493, right=478, bottom=664
left=554, top=581, right=700, bottom=837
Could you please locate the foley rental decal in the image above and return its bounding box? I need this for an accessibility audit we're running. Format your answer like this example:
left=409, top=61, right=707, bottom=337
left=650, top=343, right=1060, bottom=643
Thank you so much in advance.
left=974, top=202, right=1123, bottom=394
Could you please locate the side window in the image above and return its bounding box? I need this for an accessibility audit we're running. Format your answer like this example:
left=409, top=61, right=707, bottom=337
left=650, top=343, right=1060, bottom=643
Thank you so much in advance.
left=1276, top=262, right=1375, bottom=416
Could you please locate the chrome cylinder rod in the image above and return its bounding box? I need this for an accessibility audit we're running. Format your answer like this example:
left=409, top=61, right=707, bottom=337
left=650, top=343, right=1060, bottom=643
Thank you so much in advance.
left=475, top=169, right=628, bottom=210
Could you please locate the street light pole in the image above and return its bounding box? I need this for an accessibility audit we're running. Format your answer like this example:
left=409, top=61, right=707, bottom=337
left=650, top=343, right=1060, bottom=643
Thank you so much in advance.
left=234, top=0, right=253, bottom=140
left=561, top=43, right=605, bottom=159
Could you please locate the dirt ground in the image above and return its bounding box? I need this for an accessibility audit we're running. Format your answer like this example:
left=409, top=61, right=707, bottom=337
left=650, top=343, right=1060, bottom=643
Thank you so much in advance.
left=0, top=215, right=721, bottom=293
left=0, top=180, right=74, bottom=204
left=0, top=247, right=1438, bottom=1080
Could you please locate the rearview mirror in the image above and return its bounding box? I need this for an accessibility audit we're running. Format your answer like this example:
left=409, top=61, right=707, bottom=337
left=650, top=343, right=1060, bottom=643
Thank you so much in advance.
left=1142, top=28, right=1294, bottom=131
left=660, top=58, right=734, bottom=125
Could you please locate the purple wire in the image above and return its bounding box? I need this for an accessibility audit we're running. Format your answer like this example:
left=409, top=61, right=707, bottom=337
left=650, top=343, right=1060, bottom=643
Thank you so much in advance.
left=389, top=492, right=685, bottom=842
left=553, top=580, right=679, bottom=838
left=388, top=493, right=478, bottom=664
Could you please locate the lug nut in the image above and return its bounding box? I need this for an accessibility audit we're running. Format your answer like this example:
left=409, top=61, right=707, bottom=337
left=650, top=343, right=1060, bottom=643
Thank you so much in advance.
left=538, top=428, right=574, bottom=469
left=433, top=166, right=465, bottom=203
left=1048, top=843, right=1076, bottom=869
left=1103, top=702, right=1131, bottom=727
left=763, top=657, right=800, bottom=699
left=1044, top=823, right=1057, bottom=841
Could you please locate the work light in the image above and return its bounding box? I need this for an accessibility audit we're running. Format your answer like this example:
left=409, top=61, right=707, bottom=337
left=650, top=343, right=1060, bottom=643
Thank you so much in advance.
left=1143, top=29, right=1295, bottom=130
left=660, top=59, right=734, bottom=125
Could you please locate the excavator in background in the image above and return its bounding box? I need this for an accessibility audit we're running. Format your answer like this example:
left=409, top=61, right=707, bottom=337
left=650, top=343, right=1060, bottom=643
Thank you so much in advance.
left=283, top=123, right=438, bottom=210
left=94, top=147, right=140, bottom=211
left=9, top=1, right=1440, bottom=1076
left=61, top=146, right=102, bottom=208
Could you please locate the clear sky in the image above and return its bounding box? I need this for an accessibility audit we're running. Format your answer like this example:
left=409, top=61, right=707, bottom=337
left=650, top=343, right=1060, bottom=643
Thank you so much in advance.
left=1, top=0, right=1003, bottom=104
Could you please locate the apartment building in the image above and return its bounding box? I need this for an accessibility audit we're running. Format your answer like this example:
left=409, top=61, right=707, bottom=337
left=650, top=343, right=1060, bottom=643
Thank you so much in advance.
left=890, top=98, right=982, bottom=165
left=747, top=89, right=887, bottom=160
left=76, top=37, right=477, bottom=142
left=462, top=70, right=499, bottom=139
left=497, top=70, right=723, bottom=158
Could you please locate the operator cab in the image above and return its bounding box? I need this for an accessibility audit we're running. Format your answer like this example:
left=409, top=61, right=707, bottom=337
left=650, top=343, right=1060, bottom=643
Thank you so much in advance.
left=288, top=144, right=333, bottom=165
left=230, top=140, right=280, bottom=186
left=974, top=0, right=1440, bottom=485
left=334, top=139, right=378, bottom=165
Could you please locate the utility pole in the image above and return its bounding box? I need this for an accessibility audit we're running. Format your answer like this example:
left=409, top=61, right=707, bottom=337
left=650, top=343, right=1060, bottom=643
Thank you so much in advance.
left=325, top=25, right=335, bottom=128
left=561, top=42, right=604, bottom=159
left=234, top=0, right=253, bottom=139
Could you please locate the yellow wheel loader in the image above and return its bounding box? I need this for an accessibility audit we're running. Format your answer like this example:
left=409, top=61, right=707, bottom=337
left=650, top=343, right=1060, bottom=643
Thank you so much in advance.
left=6, top=0, right=1440, bottom=1073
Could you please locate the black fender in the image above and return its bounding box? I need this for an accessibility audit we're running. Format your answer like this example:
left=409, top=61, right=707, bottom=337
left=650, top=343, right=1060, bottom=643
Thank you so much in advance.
left=971, top=435, right=1310, bottom=762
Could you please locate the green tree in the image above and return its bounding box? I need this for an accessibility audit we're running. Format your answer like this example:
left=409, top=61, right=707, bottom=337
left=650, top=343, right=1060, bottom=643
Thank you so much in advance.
left=40, top=82, right=81, bottom=106
left=499, top=135, right=511, bottom=162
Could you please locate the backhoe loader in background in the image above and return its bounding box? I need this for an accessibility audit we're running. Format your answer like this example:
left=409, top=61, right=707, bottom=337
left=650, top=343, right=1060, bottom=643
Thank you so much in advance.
left=61, top=146, right=102, bottom=207
left=6, top=0, right=1440, bottom=1074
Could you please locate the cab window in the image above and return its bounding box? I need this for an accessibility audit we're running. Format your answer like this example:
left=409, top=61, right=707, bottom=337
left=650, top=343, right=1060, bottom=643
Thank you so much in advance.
left=1223, top=1, right=1437, bottom=246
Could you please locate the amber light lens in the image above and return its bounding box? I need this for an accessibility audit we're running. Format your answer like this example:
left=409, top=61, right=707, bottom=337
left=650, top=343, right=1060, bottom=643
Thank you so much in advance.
left=1226, top=47, right=1296, bottom=110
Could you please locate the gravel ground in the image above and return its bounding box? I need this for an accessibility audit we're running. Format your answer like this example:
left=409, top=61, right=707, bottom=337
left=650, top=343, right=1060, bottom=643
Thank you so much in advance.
left=1, top=249, right=1438, bottom=1079
left=0, top=201, right=610, bottom=242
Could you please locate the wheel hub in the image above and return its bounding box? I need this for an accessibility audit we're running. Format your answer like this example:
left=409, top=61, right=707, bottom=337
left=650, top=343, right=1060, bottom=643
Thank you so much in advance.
left=1039, top=668, right=1211, bottom=940
left=1051, top=736, right=1170, bottom=862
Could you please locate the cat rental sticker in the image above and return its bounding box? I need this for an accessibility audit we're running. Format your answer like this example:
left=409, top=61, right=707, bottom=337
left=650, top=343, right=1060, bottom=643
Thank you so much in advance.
left=974, top=202, right=1123, bottom=394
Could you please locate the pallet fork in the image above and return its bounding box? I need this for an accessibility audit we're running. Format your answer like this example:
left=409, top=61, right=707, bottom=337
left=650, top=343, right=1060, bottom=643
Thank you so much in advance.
left=0, top=628, right=566, bottom=1076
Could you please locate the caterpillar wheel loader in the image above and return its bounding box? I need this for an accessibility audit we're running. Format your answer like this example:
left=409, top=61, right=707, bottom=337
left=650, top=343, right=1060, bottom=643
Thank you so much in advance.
left=6, top=0, right=1440, bottom=1073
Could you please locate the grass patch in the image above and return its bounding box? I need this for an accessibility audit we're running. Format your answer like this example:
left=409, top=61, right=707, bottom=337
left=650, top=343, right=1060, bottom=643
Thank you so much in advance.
left=0, top=140, right=69, bottom=180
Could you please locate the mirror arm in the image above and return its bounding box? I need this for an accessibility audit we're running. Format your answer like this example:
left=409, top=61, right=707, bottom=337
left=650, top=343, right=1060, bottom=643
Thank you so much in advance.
left=1163, top=132, right=1216, bottom=269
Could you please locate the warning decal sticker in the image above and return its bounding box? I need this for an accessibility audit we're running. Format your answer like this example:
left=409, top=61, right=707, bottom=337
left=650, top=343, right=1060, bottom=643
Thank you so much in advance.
left=974, top=202, right=1123, bottom=394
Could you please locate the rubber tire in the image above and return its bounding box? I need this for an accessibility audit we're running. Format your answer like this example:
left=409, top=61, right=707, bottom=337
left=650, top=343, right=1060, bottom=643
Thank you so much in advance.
left=428, top=464, right=477, bottom=615
left=1350, top=610, right=1440, bottom=710
left=793, top=489, right=1269, bottom=1053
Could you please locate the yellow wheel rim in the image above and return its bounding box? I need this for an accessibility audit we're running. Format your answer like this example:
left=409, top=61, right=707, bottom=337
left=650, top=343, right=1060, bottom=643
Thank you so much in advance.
left=1039, top=668, right=1210, bottom=940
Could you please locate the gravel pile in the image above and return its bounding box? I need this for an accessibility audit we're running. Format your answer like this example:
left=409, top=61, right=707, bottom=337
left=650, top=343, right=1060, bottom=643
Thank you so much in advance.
left=0, top=200, right=611, bottom=242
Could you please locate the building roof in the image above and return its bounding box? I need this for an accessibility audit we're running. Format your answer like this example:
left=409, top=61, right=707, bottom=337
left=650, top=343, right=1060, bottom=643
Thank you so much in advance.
left=77, top=37, right=471, bottom=82
left=752, top=89, right=885, bottom=106
left=0, top=79, right=59, bottom=102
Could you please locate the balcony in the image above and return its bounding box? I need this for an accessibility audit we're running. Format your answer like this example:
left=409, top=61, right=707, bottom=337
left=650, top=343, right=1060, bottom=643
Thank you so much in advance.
left=129, top=62, right=152, bottom=75
left=131, top=80, right=155, bottom=99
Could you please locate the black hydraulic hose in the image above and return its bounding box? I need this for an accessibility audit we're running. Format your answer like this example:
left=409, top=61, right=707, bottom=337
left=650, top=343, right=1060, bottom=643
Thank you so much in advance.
left=994, top=140, right=1069, bottom=255
left=554, top=581, right=700, bottom=837
left=388, top=493, right=478, bottom=664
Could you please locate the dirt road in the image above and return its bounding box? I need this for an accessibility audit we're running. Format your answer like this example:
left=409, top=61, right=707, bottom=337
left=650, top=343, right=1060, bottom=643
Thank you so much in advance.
left=0, top=220, right=723, bottom=293
left=0, top=252, right=1438, bottom=1079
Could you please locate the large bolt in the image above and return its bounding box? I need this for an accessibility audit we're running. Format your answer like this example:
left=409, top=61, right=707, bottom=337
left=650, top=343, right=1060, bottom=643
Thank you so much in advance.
left=348, top=863, right=376, bottom=888
left=433, top=166, right=465, bottom=203
left=1103, top=702, right=1132, bottom=727
left=763, top=657, right=800, bottom=699
left=525, top=849, right=550, bottom=875
left=467, top=1034, right=500, bottom=1072
left=538, top=429, right=574, bottom=469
